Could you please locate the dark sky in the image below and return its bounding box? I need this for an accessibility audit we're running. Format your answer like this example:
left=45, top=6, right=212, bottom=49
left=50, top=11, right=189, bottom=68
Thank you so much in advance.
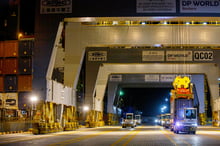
left=0, top=0, right=35, bottom=34
left=121, top=88, right=171, bottom=116
left=20, top=0, right=36, bottom=34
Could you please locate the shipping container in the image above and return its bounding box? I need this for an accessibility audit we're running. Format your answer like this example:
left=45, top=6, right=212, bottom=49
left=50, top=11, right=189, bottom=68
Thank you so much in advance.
left=4, top=93, right=18, bottom=109
left=0, top=59, right=3, bottom=74
left=18, top=75, right=32, bottom=91
left=18, top=57, right=32, bottom=74
left=173, top=98, right=194, bottom=120
left=3, top=58, right=18, bottom=74
left=0, top=93, right=18, bottom=109
left=4, top=75, right=17, bottom=92
left=19, top=40, right=33, bottom=57
left=47, top=80, right=73, bottom=105
left=0, top=42, right=4, bottom=57
left=18, top=92, right=32, bottom=110
left=3, top=40, right=18, bottom=57
left=0, top=76, right=3, bottom=92
left=0, top=93, right=3, bottom=108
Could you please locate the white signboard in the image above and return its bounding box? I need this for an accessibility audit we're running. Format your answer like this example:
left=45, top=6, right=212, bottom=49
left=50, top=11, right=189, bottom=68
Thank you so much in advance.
left=194, top=51, right=214, bottom=61
left=142, top=51, right=165, bottom=61
left=180, top=0, right=220, bottom=13
left=136, top=0, right=176, bottom=13
left=166, top=51, right=192, bottom=61
left=160, top=74, right=176, bottom=82
left=88, top=51, right=107, bottom=61
left=40, top=0, right=72, bottom=14
left=145, top=74, right=160, bottom=82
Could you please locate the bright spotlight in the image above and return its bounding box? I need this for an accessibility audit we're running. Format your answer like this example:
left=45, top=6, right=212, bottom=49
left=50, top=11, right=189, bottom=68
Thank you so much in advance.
left=30, top=96, right=38, bottom=102
left=83, top=106, right=89, bottom=111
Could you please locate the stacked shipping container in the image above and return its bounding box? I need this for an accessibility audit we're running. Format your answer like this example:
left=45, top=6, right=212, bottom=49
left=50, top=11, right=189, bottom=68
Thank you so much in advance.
left=0, top=39, right=33, bottom=119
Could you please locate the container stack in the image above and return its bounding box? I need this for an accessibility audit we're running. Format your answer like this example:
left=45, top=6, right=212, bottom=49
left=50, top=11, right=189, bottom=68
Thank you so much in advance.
left=0, top=38, right=34, bottom=120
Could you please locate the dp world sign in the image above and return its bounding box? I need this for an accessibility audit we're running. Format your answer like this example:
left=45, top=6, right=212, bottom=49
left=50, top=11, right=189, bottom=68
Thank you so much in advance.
left=180, top=0, right=220, bottom=13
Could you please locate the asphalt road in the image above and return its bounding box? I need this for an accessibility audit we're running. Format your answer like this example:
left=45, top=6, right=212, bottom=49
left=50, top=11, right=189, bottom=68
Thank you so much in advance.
left=0, top=125, right=220, bottom=146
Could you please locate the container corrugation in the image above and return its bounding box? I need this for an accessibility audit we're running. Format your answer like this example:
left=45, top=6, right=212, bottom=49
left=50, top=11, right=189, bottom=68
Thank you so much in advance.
left=4, top=93, right=18, bottom=109
left=0, top=59, right=3, bottom=74
left=47, top=80, right=74, bottom=106
left=0, top=42, right=4, bottom=57
left=0, top=76, right=3, bottom=92
left=18, top=92, right=32, bottom=109
left=4, top=75, right=17, bottom=92
left=19, top=40, right=33, bottom=56
left=174, top=98, right=193, bottom=120
left=18, top=57, right=32, bottom=74
left=3, top=40, right=18, bottom=57
left=52, top=80, right=64, bottom=104
left=18, top=75, right=32, bottom=91
left=3, top=58, right=18, bottom=74
left=0, top=93, right=3, bottom=108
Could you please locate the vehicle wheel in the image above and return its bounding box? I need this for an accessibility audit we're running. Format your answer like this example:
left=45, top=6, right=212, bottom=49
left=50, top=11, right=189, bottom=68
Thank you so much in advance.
left=131, top=126, right=134, bottom=128
left=192, top=131, right=196, bottom=134
left=176, top=130, right=179, bottom=134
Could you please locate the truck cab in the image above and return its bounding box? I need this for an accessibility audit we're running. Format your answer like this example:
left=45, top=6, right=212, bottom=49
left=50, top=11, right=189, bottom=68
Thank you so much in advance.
left=135, top=115, right=142, bottom=125
left=173, top=108, right=197, bottom=134
left=122, top=113, right=136, bottom=128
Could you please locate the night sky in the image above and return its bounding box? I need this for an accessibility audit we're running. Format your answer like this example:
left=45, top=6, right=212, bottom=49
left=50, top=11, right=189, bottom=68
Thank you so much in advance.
left=20, top=0, right=36, bottom=34
left=121, top=88, right=171, bottom=116
left=1, top=1, right=171, bottom=117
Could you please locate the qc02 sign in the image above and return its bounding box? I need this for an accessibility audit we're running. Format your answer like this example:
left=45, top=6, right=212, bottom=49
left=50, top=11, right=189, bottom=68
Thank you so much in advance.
left=194, top=51, right=213, bottom=61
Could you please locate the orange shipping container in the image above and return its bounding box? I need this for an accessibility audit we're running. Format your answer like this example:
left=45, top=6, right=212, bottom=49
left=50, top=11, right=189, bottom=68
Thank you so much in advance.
left=0, top=42, right=4, bottom=57
left=3, top=40, right=18, bottom=57
left=18, top=75, right=32, bottom=91
left=3, top=58, right=18, bottom=74
left=0, top=76, right=3, bottom=92
left=0, top=59, right=3, bottom=74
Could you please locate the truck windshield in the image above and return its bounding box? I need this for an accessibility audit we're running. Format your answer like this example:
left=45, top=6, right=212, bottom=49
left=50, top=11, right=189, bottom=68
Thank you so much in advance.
left=127, top=115, right=132, bottom=119
left=185, top=109, right=196, bottom=119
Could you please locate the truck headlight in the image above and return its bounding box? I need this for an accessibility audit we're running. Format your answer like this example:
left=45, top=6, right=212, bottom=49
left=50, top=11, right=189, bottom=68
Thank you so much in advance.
left=176, top=122, right=182, bottom=127
left=192, top=123, right=198, bottom=127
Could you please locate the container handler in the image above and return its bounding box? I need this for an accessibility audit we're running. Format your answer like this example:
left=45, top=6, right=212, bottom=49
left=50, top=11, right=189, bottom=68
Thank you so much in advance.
left=170, top=76, right=198, bottom=134
left=122, top=113, right=136, bottom=128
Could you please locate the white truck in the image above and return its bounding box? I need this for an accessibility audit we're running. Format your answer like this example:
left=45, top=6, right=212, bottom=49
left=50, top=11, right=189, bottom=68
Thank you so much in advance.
left=122, top=113, right=136, bottom=128
left=135, top=114, right=142, bottom=125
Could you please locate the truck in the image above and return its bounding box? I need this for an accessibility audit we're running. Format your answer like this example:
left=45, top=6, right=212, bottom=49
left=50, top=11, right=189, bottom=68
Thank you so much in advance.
left=170, top=76, right=198, bottom=134
left=122, top=113, right=136, bottom=128
left=135, top=114, right=142, bottom=125
left=160, top=113, right=171, bottom=128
